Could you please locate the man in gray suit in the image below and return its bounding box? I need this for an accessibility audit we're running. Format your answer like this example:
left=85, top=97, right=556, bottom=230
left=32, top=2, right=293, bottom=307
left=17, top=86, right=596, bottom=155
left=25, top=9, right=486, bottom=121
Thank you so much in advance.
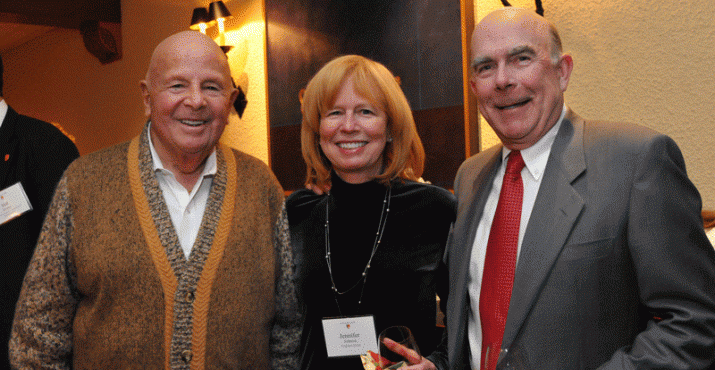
left=406, top=7, right=715, bottom=370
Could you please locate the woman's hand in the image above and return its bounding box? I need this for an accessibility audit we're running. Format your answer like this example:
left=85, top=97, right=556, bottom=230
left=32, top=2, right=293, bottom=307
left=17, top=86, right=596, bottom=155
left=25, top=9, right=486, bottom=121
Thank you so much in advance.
left=382, top=337, right=438, bottom=370
left=306, top=183, right=330, bottom=195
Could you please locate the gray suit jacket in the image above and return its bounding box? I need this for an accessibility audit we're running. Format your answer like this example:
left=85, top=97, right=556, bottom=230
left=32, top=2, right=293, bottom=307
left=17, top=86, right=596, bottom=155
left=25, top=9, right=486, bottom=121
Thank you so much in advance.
left=438, top=110, right=715, bottom=369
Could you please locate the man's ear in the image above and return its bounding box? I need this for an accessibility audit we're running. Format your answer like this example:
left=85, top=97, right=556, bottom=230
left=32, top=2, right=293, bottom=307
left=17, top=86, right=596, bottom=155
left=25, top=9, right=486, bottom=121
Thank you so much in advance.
left=139, top=80, right=152, bottom=117
left=469, top=75, right=479, bottom=97
left=557, top=54, right=574, bottom=91
left=227, top=82, right=242, bottom=119
left=229, top=86, right=240, bottom=108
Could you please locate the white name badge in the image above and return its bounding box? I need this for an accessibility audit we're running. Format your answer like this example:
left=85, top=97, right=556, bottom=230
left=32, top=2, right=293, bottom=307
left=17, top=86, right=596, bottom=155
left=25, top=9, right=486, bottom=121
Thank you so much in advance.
left=322, top=315, right=378, bottom=358
left=0, top=182, right=33, bottom=226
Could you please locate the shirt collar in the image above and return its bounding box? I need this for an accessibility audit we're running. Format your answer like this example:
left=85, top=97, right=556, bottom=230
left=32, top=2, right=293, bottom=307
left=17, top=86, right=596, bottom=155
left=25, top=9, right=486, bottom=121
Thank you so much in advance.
left=146, top=121, right=218, bottom=179
left=501, top=105, right=567, bottom=181
left=0, top=99, right=8, bottom=130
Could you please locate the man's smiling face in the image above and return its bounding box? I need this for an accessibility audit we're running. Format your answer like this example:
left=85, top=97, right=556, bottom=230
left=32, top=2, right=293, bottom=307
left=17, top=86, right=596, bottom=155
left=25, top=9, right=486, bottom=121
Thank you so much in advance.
left=470, top=8, right=572, bottom=150
left=141, top=32, right=237, bottom=169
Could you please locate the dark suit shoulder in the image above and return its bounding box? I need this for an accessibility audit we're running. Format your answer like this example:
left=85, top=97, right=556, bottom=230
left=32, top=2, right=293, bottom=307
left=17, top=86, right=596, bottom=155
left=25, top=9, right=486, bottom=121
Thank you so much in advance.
left=3, top=108, right=78, bottom=158
left=9, top=109, right=75, bottom=148
left=20, top=115, right=73, bottom=144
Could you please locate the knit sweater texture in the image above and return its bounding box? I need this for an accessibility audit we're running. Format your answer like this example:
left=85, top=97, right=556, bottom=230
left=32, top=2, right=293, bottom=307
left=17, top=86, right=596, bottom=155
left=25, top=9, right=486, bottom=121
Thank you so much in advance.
left=9, top=126, right=301, bottom=369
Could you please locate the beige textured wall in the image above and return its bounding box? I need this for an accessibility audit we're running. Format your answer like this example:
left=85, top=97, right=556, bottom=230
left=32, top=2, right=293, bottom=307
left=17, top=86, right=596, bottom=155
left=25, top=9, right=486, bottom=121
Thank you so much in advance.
left=2, top=0, right=269, bottom=163
left=475, top=0, right=715, bottom=210
left=219, top=0, right=270, bottom=164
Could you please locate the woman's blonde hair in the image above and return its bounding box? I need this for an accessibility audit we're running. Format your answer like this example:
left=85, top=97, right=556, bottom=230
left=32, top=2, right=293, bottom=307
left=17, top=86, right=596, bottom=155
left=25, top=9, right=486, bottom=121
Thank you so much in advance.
left=300, top=55, right=425, bottom=188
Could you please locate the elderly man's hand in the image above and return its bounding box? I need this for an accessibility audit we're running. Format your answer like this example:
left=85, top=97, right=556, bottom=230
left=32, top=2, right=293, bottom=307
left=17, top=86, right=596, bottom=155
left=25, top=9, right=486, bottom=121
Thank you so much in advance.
left=381, top=337, right=438, bottom=370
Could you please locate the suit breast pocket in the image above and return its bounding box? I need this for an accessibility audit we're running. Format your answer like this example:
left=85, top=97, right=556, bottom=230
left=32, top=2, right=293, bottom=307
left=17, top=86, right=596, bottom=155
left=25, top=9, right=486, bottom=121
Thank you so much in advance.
left=560, top=237, right=613, bottom=262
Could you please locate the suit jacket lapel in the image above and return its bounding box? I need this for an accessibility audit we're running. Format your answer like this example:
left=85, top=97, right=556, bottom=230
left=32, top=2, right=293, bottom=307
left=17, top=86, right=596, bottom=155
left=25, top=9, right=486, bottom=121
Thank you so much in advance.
left=502, top=110, right=587, bottom=348
left=448, top=146, right=501, bottom=368
left=454, top=146, right=502, bottom=286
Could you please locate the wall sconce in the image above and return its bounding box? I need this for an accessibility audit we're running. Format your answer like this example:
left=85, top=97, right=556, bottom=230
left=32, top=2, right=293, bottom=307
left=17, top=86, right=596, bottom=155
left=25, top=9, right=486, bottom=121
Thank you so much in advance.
left=500, top=0, right=545, bottom=16
left=189, top=2, right=233, bottom=53
left=209, top=1, right=233, bottom=53
left=209, top=1, right=233, bottom=34
left=189, top=7, right=212, bottom=34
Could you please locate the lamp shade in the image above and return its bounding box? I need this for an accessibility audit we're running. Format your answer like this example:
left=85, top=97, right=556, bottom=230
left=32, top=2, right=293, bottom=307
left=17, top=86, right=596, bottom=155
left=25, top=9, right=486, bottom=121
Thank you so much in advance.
left=189, top=7, right=210, bottom=29
left=209, top=1, right=232, bottom=21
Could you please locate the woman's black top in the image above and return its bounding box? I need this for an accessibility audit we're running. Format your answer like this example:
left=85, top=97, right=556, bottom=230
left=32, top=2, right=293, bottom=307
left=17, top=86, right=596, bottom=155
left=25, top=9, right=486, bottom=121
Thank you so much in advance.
left=287, top=175, right=456, bottom=370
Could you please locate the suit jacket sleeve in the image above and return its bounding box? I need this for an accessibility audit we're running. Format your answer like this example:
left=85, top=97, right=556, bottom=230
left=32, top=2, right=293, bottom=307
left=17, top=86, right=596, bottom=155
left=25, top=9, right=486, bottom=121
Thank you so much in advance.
left=425, top=244, right=453, bottom=370
left=426, top=156, right=490, bottom=370
left=598, top=134, right=715, bottom=369
left=425, top=221, right=455, bottom=370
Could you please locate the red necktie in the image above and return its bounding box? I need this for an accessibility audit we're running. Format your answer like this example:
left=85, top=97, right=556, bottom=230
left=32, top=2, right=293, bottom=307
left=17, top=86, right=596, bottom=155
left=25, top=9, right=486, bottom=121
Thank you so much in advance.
left=480, top=150, right=525, bottom=370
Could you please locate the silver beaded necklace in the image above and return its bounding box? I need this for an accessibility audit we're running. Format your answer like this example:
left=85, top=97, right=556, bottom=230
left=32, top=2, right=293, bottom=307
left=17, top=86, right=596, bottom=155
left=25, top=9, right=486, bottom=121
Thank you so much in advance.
left=324, top=186, right=391, bottom=314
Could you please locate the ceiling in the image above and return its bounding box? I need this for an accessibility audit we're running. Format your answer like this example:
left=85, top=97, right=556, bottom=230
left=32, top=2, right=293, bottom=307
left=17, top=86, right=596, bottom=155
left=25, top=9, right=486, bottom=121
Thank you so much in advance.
left=0, top=0, right=120, bottom=53
left=0, top=22, right=57, bottom=52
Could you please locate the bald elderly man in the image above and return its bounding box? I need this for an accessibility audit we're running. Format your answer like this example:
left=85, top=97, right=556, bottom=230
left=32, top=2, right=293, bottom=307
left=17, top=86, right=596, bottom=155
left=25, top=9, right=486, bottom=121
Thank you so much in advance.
left=9, top=31, right=300, bottom=369
left=398, top=7, right=715, bottom=370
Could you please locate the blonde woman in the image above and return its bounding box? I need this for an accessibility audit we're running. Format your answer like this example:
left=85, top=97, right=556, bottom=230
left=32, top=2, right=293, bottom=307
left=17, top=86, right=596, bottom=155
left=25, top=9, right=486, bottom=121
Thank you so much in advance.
left=287, top=55, right=455, bottom=369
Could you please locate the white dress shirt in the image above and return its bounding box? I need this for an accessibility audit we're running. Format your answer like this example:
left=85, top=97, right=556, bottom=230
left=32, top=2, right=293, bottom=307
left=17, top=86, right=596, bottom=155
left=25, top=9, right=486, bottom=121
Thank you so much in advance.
left=0, top=99, right=8, bottom=128
left=147, top=126, right=216, bottom=259
left=467, top=106, right=567, bottom=368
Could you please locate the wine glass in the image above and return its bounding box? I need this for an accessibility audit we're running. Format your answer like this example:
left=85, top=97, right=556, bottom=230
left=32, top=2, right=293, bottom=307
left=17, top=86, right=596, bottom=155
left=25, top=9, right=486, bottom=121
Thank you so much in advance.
left=377, top=326, right=421, bottom=368
left=483, top=344, right=530, bottom=370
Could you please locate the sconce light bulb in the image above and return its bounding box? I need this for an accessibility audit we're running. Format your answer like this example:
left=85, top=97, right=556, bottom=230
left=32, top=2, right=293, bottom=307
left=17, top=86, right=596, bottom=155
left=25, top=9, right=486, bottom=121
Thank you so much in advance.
left=199, top=23, right=207, bottom=34
left=217, top=18, right=225, bottom=33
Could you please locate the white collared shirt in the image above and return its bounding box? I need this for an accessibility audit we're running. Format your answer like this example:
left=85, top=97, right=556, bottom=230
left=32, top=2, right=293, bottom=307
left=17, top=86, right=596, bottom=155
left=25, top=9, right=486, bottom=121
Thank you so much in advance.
left=467, top=106, right=567, bottom=368
left=147, top=125, right=217, bottom=259
left=0, top=99, right=8, bottom=129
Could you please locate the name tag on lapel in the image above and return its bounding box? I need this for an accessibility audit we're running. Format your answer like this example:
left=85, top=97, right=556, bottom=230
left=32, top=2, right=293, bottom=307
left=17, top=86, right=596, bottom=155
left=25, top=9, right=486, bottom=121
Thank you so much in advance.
left=0, top=182, right=33, bottom=225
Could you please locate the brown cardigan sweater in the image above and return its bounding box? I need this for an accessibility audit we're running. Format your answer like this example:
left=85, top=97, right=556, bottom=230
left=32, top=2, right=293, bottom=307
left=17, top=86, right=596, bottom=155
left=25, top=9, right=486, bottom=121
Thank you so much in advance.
left=10, top=128, right=300, bottom=369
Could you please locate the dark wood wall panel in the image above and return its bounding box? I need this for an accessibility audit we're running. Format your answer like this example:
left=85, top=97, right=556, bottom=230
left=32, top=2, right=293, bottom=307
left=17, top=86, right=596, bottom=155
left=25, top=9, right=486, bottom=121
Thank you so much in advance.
left=270, top=124, right=306, bottom=191
left=414, top=105, right=465, bottom=189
